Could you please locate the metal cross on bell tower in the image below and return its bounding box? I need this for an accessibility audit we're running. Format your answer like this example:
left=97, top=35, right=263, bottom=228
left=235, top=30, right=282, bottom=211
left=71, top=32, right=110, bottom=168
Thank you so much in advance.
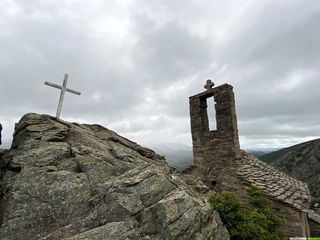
left=204, top=79, right=214, bottom=90
left=44, top=73, right=81, bottom=119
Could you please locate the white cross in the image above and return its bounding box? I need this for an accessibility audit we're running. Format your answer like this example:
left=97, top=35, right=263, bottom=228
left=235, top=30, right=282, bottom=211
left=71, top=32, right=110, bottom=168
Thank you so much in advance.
left=204, top=79, right=214, bottom=90
left=44, top=73, right=81, bottom=119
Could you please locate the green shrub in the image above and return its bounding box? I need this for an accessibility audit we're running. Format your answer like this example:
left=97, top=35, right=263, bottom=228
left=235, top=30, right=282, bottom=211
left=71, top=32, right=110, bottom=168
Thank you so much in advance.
left=209, top=186, right=285, bottom=240
left=246, top=185, right=270, bottom=210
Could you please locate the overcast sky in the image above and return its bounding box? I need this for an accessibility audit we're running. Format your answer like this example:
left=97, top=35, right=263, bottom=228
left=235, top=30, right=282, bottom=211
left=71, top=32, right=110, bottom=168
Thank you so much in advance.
left=1, top=0, right=320, bottom=149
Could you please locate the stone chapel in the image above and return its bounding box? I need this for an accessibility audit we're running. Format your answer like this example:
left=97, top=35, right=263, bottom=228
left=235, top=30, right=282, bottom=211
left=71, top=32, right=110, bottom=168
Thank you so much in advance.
left=189, top=80, right=320, bottom=237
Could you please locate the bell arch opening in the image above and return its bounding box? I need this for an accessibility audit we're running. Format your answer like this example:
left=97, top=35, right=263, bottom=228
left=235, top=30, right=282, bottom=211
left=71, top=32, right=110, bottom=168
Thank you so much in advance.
left=206, top=97, right=217, bottom=131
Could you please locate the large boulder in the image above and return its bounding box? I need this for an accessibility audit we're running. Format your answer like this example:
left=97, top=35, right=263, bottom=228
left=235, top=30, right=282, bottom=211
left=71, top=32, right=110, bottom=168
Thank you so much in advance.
left=0, top=113, right=229, bottom=240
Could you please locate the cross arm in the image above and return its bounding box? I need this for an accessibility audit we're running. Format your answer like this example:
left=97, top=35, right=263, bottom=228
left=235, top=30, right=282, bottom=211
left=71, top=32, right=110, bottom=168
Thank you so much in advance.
left=44, top=81, right=81, bottom=95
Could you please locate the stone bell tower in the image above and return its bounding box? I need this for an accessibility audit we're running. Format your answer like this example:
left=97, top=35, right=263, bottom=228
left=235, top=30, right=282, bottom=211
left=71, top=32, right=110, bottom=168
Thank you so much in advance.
left=189, top=80, right=241, bottom=181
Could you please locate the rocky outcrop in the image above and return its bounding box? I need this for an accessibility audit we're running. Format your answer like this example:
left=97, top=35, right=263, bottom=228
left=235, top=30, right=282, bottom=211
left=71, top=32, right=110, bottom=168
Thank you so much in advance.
left=0, top=113, right=229, bottom=240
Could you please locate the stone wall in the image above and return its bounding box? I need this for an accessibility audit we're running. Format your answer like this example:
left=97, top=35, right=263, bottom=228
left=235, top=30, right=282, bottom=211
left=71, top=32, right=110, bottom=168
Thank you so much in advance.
left=272, top=200, right=310, bottom=237
left=309, top=220, right=320, bottom=236
left=189, top=83, right=241, bottom=181
left=308, top=210, right=320, bottom=237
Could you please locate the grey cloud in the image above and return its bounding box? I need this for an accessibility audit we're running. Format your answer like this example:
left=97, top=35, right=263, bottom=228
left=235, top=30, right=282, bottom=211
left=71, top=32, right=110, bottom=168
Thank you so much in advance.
left=131, top=20, right=213, bottom=87
left=1, top=0, right=319, bottom=149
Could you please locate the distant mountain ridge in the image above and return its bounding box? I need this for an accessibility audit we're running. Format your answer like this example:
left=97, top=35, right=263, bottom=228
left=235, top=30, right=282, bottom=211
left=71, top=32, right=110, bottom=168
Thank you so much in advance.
left=150, top=143, right=193, bottom=172
left=260, top=138, right=320, bottom=199
left=245, top=148, right=279, bottom=158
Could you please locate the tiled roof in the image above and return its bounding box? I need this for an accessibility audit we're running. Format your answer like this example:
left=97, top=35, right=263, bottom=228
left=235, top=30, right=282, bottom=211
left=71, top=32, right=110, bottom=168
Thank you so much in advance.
left=238, top=151, right=310, bottom=211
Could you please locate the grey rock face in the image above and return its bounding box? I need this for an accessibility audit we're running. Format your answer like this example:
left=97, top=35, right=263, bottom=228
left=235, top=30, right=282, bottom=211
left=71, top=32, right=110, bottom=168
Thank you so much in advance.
left=0, top=113, right=229, bottom=240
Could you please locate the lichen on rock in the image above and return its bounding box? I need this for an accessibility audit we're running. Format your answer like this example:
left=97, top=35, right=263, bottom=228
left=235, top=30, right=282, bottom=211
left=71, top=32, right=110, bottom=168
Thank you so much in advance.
left=0, top=113, right=229, bottom=240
